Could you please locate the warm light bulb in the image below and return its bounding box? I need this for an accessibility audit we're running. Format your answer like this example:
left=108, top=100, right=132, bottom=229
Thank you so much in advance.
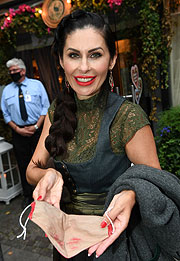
left=7, top=16, right=11, bottom=20
left=38, top=9, right=42, bottom=14
left=67, top=0, right=71, bottom=3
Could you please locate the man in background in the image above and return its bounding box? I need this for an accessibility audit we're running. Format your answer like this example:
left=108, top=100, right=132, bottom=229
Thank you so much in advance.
left=1, top=58, right=50, bottom=208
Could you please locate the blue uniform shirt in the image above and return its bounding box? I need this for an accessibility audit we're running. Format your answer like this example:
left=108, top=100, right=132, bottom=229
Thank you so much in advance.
left=1, top=77, right=50, bottom=125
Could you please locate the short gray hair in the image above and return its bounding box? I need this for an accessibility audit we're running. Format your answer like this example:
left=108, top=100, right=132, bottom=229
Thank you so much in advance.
left=6, top=58, right=26, bottom=70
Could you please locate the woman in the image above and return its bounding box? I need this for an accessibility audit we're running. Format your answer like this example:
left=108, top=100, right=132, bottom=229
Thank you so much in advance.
left=26, top=10, right=161, bottom=260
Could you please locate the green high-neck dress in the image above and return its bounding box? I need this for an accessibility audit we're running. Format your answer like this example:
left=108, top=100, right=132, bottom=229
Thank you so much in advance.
left=48, top=93, right=149, bottom=164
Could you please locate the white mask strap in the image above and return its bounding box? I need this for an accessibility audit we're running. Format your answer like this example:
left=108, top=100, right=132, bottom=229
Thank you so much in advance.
left=17, top=204, right=31, bottom=240
left=105, top=206, right=115, bottom=234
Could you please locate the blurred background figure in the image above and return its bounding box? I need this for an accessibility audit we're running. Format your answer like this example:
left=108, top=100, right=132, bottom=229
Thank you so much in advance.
left=1, top=58, right=50, bottom=208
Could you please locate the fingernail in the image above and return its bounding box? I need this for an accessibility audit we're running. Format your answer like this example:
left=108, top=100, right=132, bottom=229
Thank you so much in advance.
left=45, top=233, right=48, bottom=237
left=96, top=255, right=99, bottom=258
left=101, top=220, right=107, bottom=228
left=37, top=196, right=42, bottom=200
left=108, top=224, right=112, bottom=236
left=88, top=253, right=91, bottom=257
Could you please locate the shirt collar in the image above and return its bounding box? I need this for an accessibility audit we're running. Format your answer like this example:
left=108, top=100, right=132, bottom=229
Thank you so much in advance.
left=20, top=77, right=28, bottom=87
left=13, top=77, right=28, bottom=88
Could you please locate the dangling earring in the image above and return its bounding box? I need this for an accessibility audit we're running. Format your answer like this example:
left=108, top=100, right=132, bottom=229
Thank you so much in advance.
left=109, top=70, right=114, bottom=92
left=65, top=78, right=70, bottom=93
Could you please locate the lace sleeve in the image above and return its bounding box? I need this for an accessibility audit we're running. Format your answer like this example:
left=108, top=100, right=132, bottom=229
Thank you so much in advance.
left=110, top=100, right=150, bottom=153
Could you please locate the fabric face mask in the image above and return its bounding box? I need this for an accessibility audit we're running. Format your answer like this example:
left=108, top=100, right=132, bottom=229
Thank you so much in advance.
left=10, top=72, right=21, bottom=82
left=17, top=200, right=109, bottom=259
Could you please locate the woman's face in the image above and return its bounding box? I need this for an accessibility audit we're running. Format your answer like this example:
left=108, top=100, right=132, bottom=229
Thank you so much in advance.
left=60, top=27, right=117, bottom=100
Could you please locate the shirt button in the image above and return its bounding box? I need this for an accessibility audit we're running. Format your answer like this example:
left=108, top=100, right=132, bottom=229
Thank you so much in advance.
left=62, top=165, right=66, bottom=169
left=73, top=189, right=77, bottom=194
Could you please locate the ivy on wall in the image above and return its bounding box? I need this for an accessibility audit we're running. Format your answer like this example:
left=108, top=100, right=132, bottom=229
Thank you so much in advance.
left=139, top=0, right=172, bottom=121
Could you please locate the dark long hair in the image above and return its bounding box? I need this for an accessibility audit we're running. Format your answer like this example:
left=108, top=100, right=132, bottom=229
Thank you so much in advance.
left=45, top=10, right=116, bottom=159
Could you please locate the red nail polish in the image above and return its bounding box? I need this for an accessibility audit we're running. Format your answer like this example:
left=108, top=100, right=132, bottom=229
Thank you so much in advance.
left=37, top=196, right=42, bottom=200
left=28, top=202, right=36, bottom=220
left=108, top=224, right=112, bottom=236
left=101, top=221, right=107, bottom=228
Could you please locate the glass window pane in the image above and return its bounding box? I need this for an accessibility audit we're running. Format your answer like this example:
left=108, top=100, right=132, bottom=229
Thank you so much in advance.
left=1, top=153, right=9, bottom=171
left=12, top=167, right=20, bottom=185
left=6, top=171, right=12, bottom=188
left=0, top=173, right=2, bottom=189
left=9, top=150, right=17, bottom=166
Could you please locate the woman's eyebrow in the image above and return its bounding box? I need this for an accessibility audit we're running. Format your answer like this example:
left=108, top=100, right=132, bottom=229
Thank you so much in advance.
left=66, top=47, right=103, bottom=53
left=88, top=47, right=103, bottom=53
left=67, top=48, right=80, bottom=53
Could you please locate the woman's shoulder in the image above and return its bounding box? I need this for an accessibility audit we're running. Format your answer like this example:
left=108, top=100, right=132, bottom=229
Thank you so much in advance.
left=116, top=99, right=149, bottom=123
left=109, top=98, right=150, bottom=153
left=111, top=99, right=150, bottom=145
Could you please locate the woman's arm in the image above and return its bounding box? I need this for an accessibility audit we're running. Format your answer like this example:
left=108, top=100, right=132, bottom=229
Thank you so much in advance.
left=26, top=114, right=52, bottom=185
left=125, top=125, right=161, bottom=169
left=26, top=114, right=64, bottom=208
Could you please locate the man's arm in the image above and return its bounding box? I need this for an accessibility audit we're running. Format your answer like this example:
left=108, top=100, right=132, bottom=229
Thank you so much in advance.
left=39, top=82, right=50, bottom=116
left=1, top=89, right=12, bottom=124
left=25, top=81, right=49, bottom=134
left=25, top=115, right=45, bottom=133
left=34, top=115, right=45, bottom=129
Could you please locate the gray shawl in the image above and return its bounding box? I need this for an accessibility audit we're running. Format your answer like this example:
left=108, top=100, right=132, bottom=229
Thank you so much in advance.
left=97, top=165, right=180, bottom=261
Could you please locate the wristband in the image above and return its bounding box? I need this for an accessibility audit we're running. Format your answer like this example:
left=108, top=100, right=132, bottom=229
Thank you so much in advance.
left=34, top=124, right=39, bottom=130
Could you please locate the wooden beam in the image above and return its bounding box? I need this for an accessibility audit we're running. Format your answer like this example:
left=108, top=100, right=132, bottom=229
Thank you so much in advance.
left=0, top=0, right=13, bottom=4
left=163, top=0, right=170, bottom=10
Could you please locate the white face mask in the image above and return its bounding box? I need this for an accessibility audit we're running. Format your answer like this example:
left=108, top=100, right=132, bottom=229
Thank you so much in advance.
left=17, top=200, right=109, bottom=258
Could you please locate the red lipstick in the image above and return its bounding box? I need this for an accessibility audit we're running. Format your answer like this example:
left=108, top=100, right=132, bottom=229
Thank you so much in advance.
left=74, top=76, right=96, bottom=86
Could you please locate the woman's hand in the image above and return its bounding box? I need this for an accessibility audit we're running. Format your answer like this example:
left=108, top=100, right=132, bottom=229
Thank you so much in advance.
left=33, top=168, right=64, bottom=209
left=88, top=190, right=136, bottom=258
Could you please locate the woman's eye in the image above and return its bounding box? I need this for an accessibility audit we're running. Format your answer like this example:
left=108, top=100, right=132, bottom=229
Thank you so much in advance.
left=68, top=53, right=79, bottom=58
left=90, top=52, right=102, bottom=59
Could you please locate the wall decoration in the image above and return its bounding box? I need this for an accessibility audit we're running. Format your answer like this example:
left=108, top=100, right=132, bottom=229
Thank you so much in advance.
left=42, top=0, right=71, bottom=28
left=131, top=65, right=143, bottom=105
